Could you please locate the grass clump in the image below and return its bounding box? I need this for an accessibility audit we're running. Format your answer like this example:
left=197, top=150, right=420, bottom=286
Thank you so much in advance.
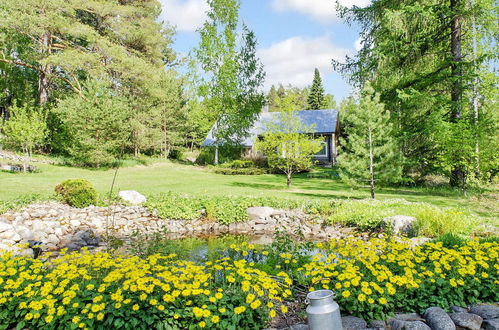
left=54, top=179, right=98, bottom=208
left=0, top=193, right=42, bottom=214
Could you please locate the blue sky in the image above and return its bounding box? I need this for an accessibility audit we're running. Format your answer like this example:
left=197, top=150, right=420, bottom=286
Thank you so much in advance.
left=159, top=0, right=368, bottom=100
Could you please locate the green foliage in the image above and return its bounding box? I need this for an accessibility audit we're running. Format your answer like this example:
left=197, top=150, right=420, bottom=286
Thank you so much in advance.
left=144, top=192, right=204, bottom=221
left=213, top=167, right=268, bottom=175
left=1, top=103, right=47, bottom=167
left=0, top=194, right=41, bottom=215
left=220, top=160, right=255, bottom=169
left=338, top=83, right=403, bottom=198
left=307, top=68, right=327, bottom=110
left=255, top=110, right=323, bottom=187
left=53, top=81, right=133, bottom=167
left=335, top=0, right=498, bottom=187
left=54, top=179, right=98, bottom=208
left=195, top=0, right=265, bottom=152
left=412, top=207, right=476, bottom=237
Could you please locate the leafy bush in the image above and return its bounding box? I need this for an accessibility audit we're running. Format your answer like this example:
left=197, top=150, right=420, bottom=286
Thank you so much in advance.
left=412, top=206, right=476, bottom=237
left=219, top=160, right=255, bottom=169
left=144, top=192, right=203, bottom=220
left=212, top=167, right=268, bottom=175
left=54, top=179, right=98, bottom=208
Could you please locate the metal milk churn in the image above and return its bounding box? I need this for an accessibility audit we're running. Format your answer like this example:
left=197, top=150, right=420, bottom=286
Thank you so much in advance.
left=306, top=290, right=343, bottom=330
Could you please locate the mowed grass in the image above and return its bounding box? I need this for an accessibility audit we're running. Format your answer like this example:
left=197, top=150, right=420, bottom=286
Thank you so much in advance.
left=0, top=158, right=497, bottom=221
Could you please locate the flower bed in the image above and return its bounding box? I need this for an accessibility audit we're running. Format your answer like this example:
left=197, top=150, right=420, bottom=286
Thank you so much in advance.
left=0, top=237, right=497, bottom=329
left=0, top=250, right=291, bottom=329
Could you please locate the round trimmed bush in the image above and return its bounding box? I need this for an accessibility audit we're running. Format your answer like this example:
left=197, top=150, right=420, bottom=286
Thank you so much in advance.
left=55, top=179, right=98, bottom=208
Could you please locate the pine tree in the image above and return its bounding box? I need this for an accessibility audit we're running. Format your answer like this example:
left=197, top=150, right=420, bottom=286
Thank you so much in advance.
left=307, top=68, right=326, bottom=110
left=338, top=83, right=402, bottom=198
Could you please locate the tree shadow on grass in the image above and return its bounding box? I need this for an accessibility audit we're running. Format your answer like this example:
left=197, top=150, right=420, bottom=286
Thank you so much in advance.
left=291, top=191, right=364, bottom=200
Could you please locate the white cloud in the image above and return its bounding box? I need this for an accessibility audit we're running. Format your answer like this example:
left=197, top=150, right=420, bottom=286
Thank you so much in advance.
left=258, top=35, right=351, bottom=90
left=354, top=37, right=363, bottom=51
left=271, top=0, right=370, bottom=23
left=158, top=0, right=208, bottom=32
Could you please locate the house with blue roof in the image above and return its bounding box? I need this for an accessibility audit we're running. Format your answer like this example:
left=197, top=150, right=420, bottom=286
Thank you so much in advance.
left=202, top=109, right=340, bottom=165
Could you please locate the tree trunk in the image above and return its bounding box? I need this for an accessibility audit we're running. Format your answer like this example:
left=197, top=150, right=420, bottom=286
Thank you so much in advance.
left=38, top=33, right=51, bottom=106
left=287, top=172, right=292, bottom=188
left=214, top=144, right=219, bottom=165
left=471, top=0, right=480, bottom=178
left=368, top=128, right=375, bottom=199
left=449, top=0, right=465, bottom=187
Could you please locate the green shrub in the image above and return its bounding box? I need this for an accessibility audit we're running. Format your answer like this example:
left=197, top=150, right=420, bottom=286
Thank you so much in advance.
left=144, top=192, right=203, bottom=220
left=412, top=206, right=476, bottom=237
left=220, top=160, right=255, bottom=168
left=212, top=167, right=268, bottom=175
left=54, top=179, right=98, bottom=208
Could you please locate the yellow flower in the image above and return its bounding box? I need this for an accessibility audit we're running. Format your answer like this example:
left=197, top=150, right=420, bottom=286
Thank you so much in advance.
left=132, top=304, right=139, bottom=311
left=357, top=294, right=366, bottom=302
left=219, top=308, right=226, bottom=313
left=269, top=310, right=277, bottom=318
left=281, top=305, right=288, bottom=313
left=45, top=315, right=54, bottom=323
left=97, top=312, right=104, bottom=321
left=72, top=316, right=81, bottom=324
left=342, top=290, right=351, bottom=298
left=199, top=321, right=206, bottom=328
left=211, top=315, right=220, bottom=323
left=234, top=306, right=246, bottom=314
left=379, top=297, right=388, bottom=305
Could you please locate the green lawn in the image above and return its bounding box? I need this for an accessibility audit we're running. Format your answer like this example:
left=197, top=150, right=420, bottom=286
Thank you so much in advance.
left=0, top=158, right=497, bottom=221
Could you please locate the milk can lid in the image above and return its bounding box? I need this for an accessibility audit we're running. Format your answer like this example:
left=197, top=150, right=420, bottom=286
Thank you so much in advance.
left=306, top=289, right=335, bottom=301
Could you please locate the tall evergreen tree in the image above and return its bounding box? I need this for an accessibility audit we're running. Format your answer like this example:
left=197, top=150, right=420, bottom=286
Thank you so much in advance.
left=307, top=68, right=327, bottom=110
left=334, top=0, right=498, bottom=187
left=338, top=84, right=402, bottom=198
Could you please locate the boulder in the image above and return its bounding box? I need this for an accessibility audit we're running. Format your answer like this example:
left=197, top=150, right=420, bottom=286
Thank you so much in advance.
left=391, top=320, right=431, bottom=330
left=469, top=305, right=499, bottom=320
left=369, top=320, right=386, bottom=329
left=119, top=190, right=146, bottom=205
left=342, top=316, right=367, bottom=330
left=383, top=215, right=416, bottom=234
left=451, top=306, right=468, bottom=313
left=289, top=324, right=308, bottom=330
left=448, top=312, right=482, bottom=330
left=0, top=221, right=14, bottom=233
left=246, top=207, right=275, bottom=221
left=482, top=319, right=499, bottom=330
left=423, top=307, right=456, bottom=330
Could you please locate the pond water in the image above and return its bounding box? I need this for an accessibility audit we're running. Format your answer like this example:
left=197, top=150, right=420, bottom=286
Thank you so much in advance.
left=129, top=233, right=320, bottom=263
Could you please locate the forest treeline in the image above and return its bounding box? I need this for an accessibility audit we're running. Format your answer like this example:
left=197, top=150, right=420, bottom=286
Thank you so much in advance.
left=0, top=0, right=497, bottom=189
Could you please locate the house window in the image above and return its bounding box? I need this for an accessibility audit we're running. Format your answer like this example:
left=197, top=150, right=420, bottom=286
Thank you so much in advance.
left=315, top=138, right=328, bottom=157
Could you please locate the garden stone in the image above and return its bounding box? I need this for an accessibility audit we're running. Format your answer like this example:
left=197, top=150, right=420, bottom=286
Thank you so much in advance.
left=451, top=306, right=468, bottom=313
left=383, top=215, right=416, bottom=234
left=119, top=190, right=147, bottom=205
left=391, top=320, right=431, bottom=330
left=0, top=230, right=21, bottom=242
left=342, top=316, right=367, bottom=330
left=289, top=324, right=308, bottom=330
left=469, top=305, right=499, bottom=320
left=393, top=313, right=426, bottom=322
left=0, top=221, right=14, bottom=232
left=448, top=312, right=482, bottom=330
left=482, top=319, right=499, bottom=330
left=424, top=307, right=456, bottom=330
left=246, top=207, right=275, bottom=221
left=369, top=320, right=386, bottom=329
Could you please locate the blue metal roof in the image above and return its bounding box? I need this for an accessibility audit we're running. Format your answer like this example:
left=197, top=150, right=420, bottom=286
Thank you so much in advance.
left=202, top=109, right=339, bottom=147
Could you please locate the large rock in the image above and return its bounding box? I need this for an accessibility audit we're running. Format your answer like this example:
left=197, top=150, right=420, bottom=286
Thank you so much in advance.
left=391, top=320, right=431, bottom=330
left=482, top=319, right=499, bottom=330
left=469, top=305, right=499, bottom=320
left=0, top=221, right=14, bottom=233
left=65, top=229, right=100, bottom=251
left=342, top=316, right=367, bottom=330
left=449, top=313, right=483, bottom=330
left=423, top=307, right=456, bottom=330
left=383, top=215, right=416, bottom=234
left=448, top=312, right=482, bottom=330
left=119, top=190, right=147, bottom=205
left=246, top=207, right=276, bottom=221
